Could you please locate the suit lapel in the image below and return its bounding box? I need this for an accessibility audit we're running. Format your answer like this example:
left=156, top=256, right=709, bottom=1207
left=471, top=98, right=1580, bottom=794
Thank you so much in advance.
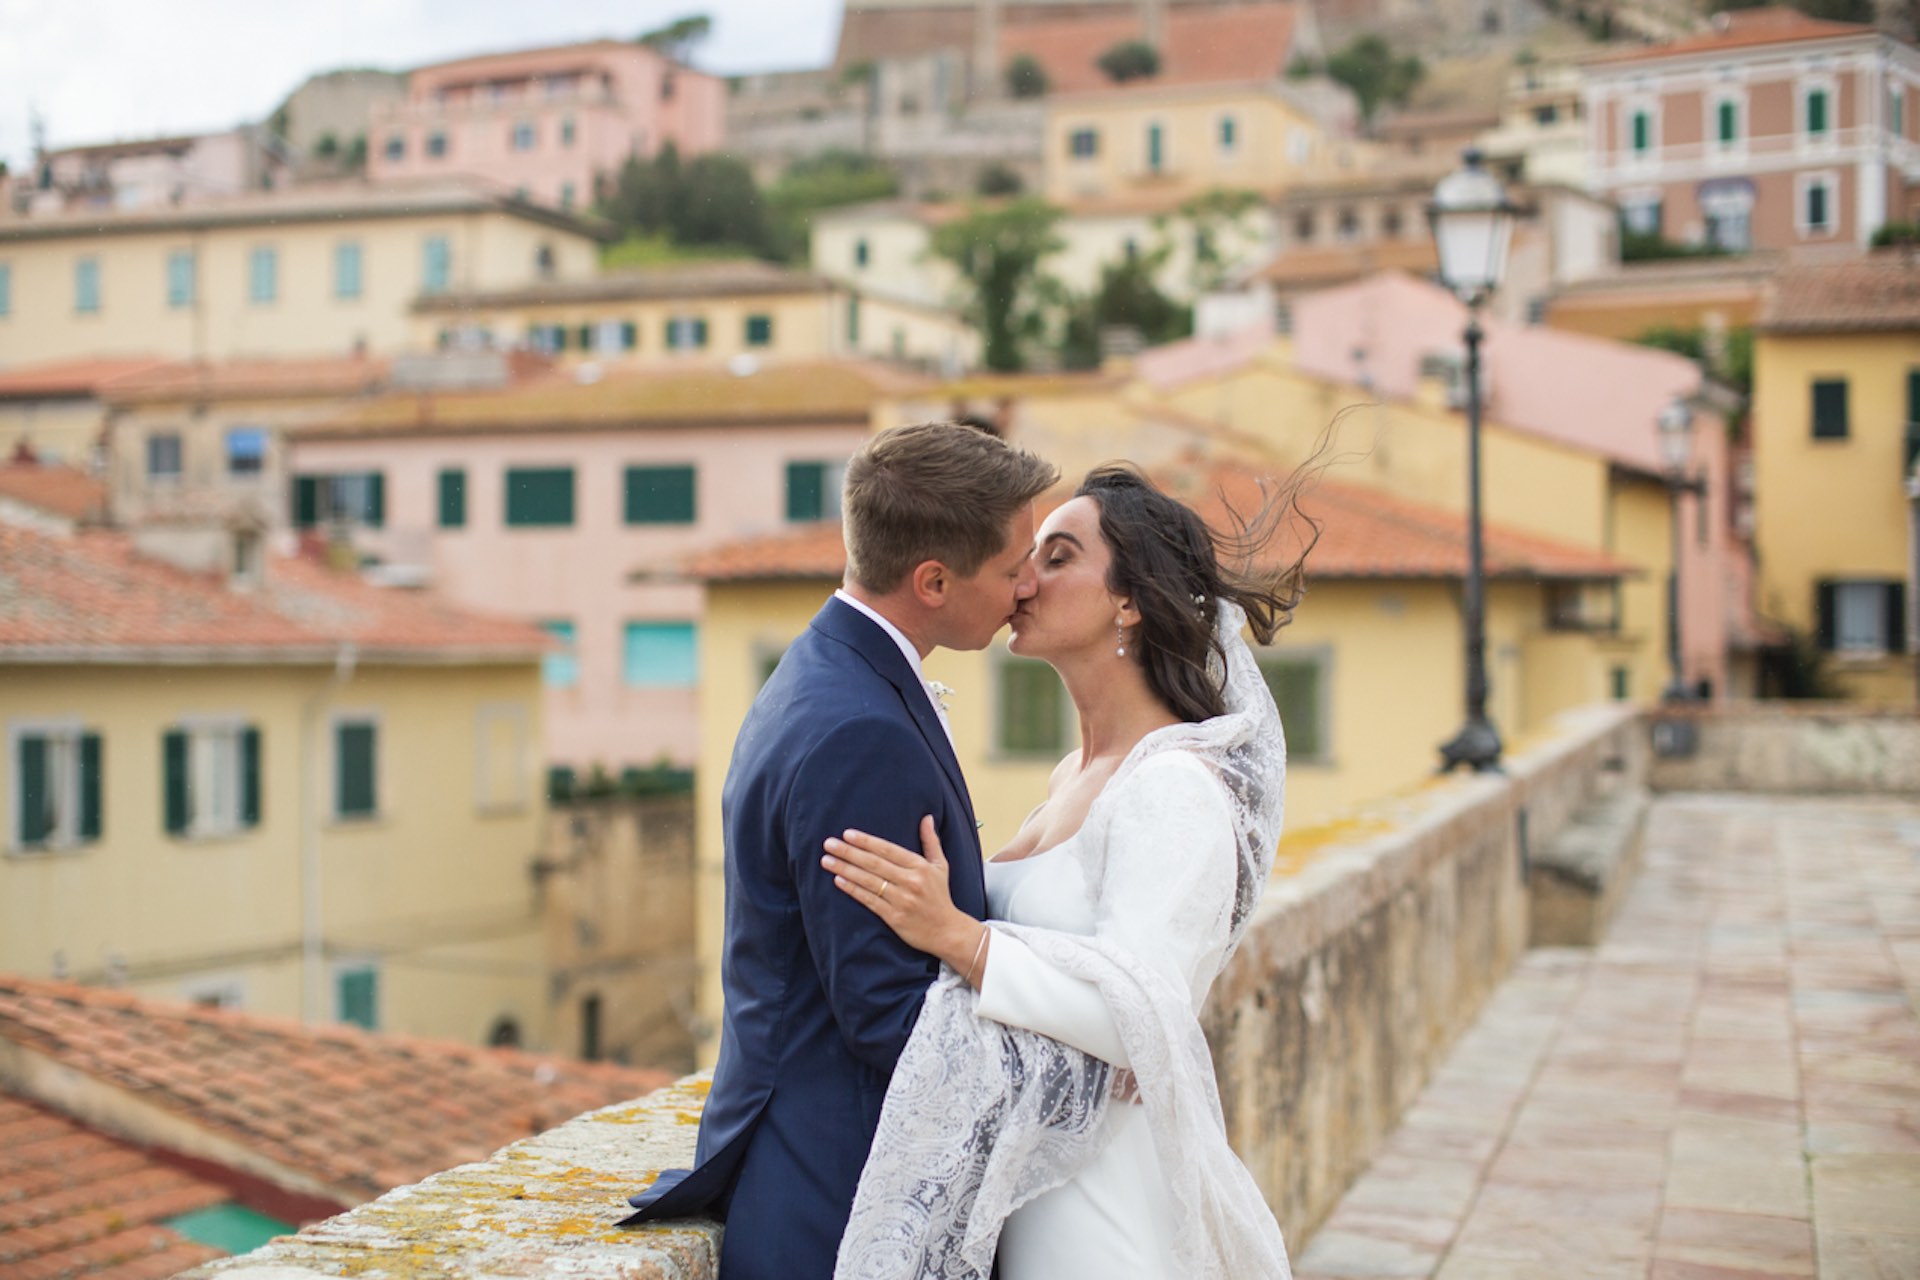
left=812, top=599, right=985, bottom=899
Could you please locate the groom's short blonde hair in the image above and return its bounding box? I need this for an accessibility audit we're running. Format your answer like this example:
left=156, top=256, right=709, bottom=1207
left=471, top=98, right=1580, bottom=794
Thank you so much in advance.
left=844, top=422, right=1058, bottom=594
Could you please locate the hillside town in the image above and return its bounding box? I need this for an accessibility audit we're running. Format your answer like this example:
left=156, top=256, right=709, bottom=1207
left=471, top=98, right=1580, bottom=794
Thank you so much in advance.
left=2, top=0, right=1918, bottom=1275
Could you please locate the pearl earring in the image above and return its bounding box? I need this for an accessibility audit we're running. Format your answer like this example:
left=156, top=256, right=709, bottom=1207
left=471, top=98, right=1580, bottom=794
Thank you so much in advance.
left=1115, top=619, right=1127, bottom=658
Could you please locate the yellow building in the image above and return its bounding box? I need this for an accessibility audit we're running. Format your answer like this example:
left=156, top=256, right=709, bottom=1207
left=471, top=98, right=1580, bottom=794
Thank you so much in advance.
left=678, top=453, right=1634, bottom=1054
left=0, top=515, right=557, bottom=1048
left=409, top=260, right=843, bottom=363
left=0, top=356, right=169, bottom=467
left=1042, top=79, right=1363, bottom=205
left=1751, top=254, right=1919, bottom=703
left=0, top=180, right=604, bottom=366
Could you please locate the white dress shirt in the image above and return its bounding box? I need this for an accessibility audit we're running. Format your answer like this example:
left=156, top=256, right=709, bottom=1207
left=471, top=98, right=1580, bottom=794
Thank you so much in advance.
left=834, top=589, right=955, bottom=749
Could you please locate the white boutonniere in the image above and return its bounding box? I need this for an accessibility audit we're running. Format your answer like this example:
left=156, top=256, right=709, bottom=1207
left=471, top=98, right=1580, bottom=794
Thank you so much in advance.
left=927, top=680, right=955, bottom=714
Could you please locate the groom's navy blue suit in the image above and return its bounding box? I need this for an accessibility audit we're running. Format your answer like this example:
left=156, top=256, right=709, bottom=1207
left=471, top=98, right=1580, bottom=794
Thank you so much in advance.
left=624, top=594, right=987, bottom=1279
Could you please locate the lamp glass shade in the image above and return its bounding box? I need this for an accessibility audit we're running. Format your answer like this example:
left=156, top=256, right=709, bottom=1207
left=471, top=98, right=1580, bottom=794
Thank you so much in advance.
left=1428, top=154, right=1516, bottom=303
left=1657, top=399, right=1693, bottom=473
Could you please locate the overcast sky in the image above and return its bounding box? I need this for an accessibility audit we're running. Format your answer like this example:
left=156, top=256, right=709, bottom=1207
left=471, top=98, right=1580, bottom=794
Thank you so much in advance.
left=0, top=0, right=844, bottom=170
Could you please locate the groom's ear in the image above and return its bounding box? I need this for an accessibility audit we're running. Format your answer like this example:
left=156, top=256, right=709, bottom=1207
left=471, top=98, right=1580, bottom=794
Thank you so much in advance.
left=909, top=559, right=950, bottom=608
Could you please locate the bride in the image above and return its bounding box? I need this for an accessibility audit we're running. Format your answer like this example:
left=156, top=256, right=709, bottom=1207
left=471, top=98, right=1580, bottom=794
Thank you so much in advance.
left=817, top=463, right=1305, bottom=1279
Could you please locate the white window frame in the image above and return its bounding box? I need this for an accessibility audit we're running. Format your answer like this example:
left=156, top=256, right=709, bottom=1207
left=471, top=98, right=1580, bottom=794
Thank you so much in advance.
left=665, top=314, right=706, bottom=351
left=329, top=709, right=383, bottom=823
left=474, top=702, right=530, bottom=814
left=1799, top=72, right=1839, bottom=152
left=7, top=718, right=87, bottom=855
left=1708, top=88, right=1746, bottom=163
left=1795, top=170, right=1839, bottom=237
left=176, top=715, right=248, bottom=839
left=1255, top=644, right=1335, bottom=766
left=1623, top=96, right=1660, bottom=169
left=1700, top=182, right=1755, bottom=252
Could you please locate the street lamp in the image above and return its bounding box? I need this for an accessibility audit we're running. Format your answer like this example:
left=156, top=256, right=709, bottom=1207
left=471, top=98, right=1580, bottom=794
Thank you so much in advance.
left=1657, top=395, right=1707, bottom=702
left=1429, top=148, right=1520, bottom=773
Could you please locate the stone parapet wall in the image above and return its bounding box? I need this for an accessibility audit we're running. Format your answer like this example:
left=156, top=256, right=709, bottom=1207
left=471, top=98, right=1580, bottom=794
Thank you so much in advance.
left=1647, top=703, right=1920, bottom=795
left=183, top=705, right=1644, bottom=1276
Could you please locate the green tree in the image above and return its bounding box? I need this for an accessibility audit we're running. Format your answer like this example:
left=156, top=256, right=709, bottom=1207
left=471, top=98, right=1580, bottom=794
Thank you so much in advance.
left=928, top=199, right=1066, bottom=372
left=1097, top=41, right=1161, bottom=84
left=1062, top=249, right=1191, bottom=368
left=638, top=13, right=713, bottom=61
left=1325, top=35, right=1425, bottom=124
left=1006, top=54, right=1050, bottom=98
left=766, top=150, right=901, bottom=260
left=1872, top=221, right=1920, bottom=248
left=975, top=163, right=1025, bottom=196
left=344, top=134, right=367, bottom=172
left=599, top=145, right=778, bottom=257
left=314, top=132, right=339, bottom=158
left=1172, top=189, right=1263, bottom=293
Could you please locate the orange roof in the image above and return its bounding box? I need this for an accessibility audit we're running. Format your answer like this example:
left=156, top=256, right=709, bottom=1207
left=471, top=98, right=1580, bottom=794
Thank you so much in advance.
left=1001, top=3, right=1301, bottom=96
left=1259, top=240, right=1440, bottom=290
left=687, top=456, right=1632, bottom=584
left=0, top=357, right=170, bottom=400
left=0, top=975, right=673, bottom=1205
left=102, top=356, right=389, bottom=406
left=1759, top=251, right=1920, bottom=333
left=0, top=461, right=110, bottom=524
left=1588, top=6, right=1874, bottom=65
left=0, top=524, right=549, bottom=662
left=0, top=1090, right=231, bottom=1280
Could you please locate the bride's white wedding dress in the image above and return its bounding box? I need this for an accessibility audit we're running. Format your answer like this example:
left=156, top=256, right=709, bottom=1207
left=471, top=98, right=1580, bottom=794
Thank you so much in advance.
left=836, top=604, right=1292, bottom=1280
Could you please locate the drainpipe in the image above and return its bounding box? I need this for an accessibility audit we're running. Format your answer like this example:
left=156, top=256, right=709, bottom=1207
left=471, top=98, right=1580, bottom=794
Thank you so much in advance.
left=1909, top=463, right=1919, bottom=706
left=301, top=642, right=357, bottom=1023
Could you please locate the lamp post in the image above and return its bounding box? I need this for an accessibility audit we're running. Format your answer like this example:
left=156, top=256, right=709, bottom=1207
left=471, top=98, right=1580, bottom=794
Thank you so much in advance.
left=1429, top=148, right=1519, bottom=773
left=1657, top=395, right=1707, bottom=702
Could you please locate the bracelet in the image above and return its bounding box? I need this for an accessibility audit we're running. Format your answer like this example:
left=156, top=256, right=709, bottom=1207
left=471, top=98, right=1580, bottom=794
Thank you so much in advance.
left=963, top=924, right=990, bottom=986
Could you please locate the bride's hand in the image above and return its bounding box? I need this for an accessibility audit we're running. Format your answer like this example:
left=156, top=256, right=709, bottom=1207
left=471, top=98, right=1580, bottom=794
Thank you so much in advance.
left=824, top=816, right=980, bottom=966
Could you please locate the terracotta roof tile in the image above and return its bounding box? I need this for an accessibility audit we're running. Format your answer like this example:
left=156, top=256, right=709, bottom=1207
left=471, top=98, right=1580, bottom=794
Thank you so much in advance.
left=0, top=357, right=171, bottom=399
left=293, top=359, right=917, bottom=438
left=1758, top=251, right=1920, bottom=333
left=0, top=975, right=675, bottom=1206
left=0, top=462, right=110, bottom=524
left=100, top=356, right=390, bottom=406
left=1001, top=3, right=1301, bottom=95
left=0, top=524, right=548, bottom=661
left=0, top=1091, right=230, bottom=1280
left=1587, top=5, right=1874, bottom=64
left=685, top=455, right=1632, bottom=584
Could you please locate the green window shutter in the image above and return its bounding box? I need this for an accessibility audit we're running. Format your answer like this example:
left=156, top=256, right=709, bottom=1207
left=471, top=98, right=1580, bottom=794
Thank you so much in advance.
left=786, top=462, right=825, bottom=522
left=1812, top=380, right=1849, bottom=439
left=745, top=314, right=772, bottom=347
left=1887, top=583, right=1908, bottom=655
left=577, top=325, right=593, bottom=352
left=240, top=727, right=262, bottom=828
left=548, top=765, right=576, bottom=804
left=1147, top=123, right=1164, bottom=170
left=1808, top=89, right=1828, bottom=135
left=1260, top=658, right=1324, bottom=761
left=621, top=321, right=637, bottom=350
left=336, top=722, right=377, bottom=817
left=292, top=475, right=319, bottom=528
left=1717, top=100, right=1736, bottom=143
left=846, top=294, right=860, bottom=345
left=1632, top=111, right=1650, bottom=152
left=1815, top=581, right=1838, bottom=651
left=438, top=468, right=466, bottom=528
left=337, top=968, right=377, bottom=1029
left=78, top=733, right=102, bottom=841
left=364, top=473, right=385, bottom=527
left=506, top=467, right=575, bottom=527
left=18, top=735, right=50, bottom=846
left=1906, top=371, right=1920, bottom=474
left=163, top=729, right=192, bottom=835
left=625, top=465, right=697, bottom=524
left=998, top=659, right=1066, bottom=755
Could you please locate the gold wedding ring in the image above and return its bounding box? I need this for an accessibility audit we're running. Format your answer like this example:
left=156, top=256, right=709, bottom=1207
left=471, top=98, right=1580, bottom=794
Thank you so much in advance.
left=879, top=880, right=889, bottom=899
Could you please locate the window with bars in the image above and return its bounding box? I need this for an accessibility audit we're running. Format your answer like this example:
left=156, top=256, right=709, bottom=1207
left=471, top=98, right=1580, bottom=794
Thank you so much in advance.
left=10, top=726, right=102, bottom=851
left=163, top=722, right=261, bottom=838
left=996, top=656, right=1070, bottom=756
left=1257, top=651, right=1329, bottom=763
left=625, top=465, right=696, bottom=524
left=504, top=467, right=574, bottom=526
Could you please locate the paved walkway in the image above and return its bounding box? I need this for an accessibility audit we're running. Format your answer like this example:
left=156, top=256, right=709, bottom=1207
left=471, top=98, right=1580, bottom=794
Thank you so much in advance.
left=1292, top=794, right=1920, bottom=1280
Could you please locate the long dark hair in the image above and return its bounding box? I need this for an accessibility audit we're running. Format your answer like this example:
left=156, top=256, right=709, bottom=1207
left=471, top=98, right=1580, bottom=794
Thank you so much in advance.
left=1078, top=463, right=1319, bottom=723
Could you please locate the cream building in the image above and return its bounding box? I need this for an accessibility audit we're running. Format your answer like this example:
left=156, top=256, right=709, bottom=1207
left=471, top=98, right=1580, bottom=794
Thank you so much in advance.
left=0, top=181, right=604, bottom=367
left=0, top=514, right=554, bottom=1049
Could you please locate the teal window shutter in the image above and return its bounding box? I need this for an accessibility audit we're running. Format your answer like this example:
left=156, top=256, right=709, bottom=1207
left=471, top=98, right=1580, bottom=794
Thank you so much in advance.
left=365, top=473, right=385, bottom=528
left=337, top=967, right=377, bottom=1029
left=163, top=729, right=192, bottom=835
left=694, top=317, right=709, bottom=347
left=335, top=242, right=363, bottom=299
left=621, top=321, right=638, bottom=350
left=1812, top=379, right=1849, bottom=439
left=997, top=659, right=1067, bottom=755
left=1258, top=656, right=1325, bottom=761
left=623, top=621, right=699, bottom=687
left=625, top=465, right=697, bottom=524
left=336, top=722, right=377, bottom=818
left=541, top=621, right=579, bottom=688
left=577, top=324, right=593, bottom=352
left=438, top=468, right=466, bottom=528
left=1632, top=111, right=1650, bottom=153
left=745, top=314, right=773, bottom=347
left=786, top=462, right=825, bottom=522
left=292, top=475, right=319, bottom=528
left=1717, top=100, right=1736, bottom=144
left=78, top=733, right=102, bottom=842
left=1808, top=89, right=1828, bottom=135
left=240, top=727, right=261, bottom=828
left=75, top=258, right=101, bottom=313
left=18, top=735, right=50, bottom=846
left=506, top=467, right=575, bottom=527
left=167, top=251, right=195, bottom=308
left=548, top=765, right=576, bottom=803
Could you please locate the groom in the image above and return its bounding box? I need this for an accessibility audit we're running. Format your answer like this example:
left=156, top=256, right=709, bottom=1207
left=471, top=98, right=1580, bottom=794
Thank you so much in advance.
left=624, top=421, right=1058, bottom=1278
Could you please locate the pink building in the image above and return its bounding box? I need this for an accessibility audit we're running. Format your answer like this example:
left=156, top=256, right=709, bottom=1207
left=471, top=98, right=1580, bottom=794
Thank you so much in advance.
left=368, top=40, right=726, bottom=213
left=284, top=361, right=911, bottom=776
left=1583, top=7, right=1920, bottom=254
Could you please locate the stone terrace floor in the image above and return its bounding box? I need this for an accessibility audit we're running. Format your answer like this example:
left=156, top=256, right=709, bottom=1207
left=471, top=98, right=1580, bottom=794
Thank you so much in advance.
left=1293, top=794, right=1920, bottom=1280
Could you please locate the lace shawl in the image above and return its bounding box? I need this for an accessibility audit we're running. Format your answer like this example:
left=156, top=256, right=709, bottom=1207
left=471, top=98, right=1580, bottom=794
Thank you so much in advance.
left=835, top=603, right=1291, bottom=1280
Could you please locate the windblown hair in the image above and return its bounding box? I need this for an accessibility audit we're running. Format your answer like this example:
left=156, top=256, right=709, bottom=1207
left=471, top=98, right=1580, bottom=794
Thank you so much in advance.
left=1079, top=463, right=1321, bottom=724
left=845, top=421, right=1059, bottom=593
